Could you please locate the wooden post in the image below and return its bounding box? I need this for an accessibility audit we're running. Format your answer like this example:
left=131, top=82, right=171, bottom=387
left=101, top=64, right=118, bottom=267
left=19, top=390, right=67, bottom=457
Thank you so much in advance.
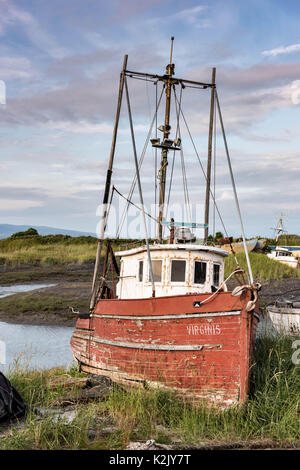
left=204, top=67, right=216, bottom=245
left=169, top=218, right=175, bottom=243
left=90, top=54, right=128, bottom=311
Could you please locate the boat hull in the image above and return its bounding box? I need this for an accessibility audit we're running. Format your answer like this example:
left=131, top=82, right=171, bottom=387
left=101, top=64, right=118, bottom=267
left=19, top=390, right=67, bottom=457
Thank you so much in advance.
left=70, top=291, right=259, bottom=408
left=267, top=307, right=300, bottom=335
left=220, top=238, right=258, bottom=254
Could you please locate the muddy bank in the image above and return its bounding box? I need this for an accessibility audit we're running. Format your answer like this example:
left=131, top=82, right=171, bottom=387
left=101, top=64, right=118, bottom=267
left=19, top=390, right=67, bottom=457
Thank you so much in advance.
left=259, top=277, right=300, bottom=304
left=1, top=261, right=300, bottom=326
left=0, top=262, right=95, bottom=285
left=0, top=281, right=90, bottom=326
left=0, top=264, right=96, bottom=326
left=227, top=276, right=300, bottom=308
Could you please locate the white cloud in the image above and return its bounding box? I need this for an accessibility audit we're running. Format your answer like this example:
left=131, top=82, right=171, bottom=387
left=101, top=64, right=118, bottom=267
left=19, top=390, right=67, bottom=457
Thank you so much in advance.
left=218, top=191, right=233, bottom=201
left=44, top=120, right=113, bottom=135
left=51, top=163, right=65, bottom=168
left=0, top=0, right=68, bottom=59
left=148, top=4, right=210, bottom=28
left=42, top=120, right=149, bottom=135
left=172, top=5, right=208, bottom=24
left=262, top=43, right=300, bottom=57
left=0, top=56, right=36, bottom=80
left=0, top=199, right=44, bottom=210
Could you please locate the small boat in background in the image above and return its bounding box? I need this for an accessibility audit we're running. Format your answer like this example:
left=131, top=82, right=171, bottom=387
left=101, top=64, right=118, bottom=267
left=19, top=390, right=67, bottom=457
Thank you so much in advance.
left=267, top=216, right=299, bottom=267
left=267, top=246, right=300, bottom=269
left=218, top=237, right=265, bottom=254
left=267, top=298, right=300, bottom=334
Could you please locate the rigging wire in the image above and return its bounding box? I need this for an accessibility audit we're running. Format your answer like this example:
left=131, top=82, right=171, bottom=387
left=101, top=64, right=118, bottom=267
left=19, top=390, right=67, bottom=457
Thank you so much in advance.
left=164, top=84, right=192, bottom=231
left=165, top=150, right=176, bottom=221
left=215, top=89, right=254, bottom=283
left=116, top=83, right=164, bottom=238
left=113, top=186, right=158, bottom=223
left=103, top=181, right=115, bottom=233
left=173, top=90, right=235, bottom=248
left=124, top=76, right=156, bottom=296
left=126, top=75, right=157, bottom=84
left=176, top=96, right=240, bottom=268
left=163, top=85, right=180, bottom=237
left=173, top=85, right=192, bottom=223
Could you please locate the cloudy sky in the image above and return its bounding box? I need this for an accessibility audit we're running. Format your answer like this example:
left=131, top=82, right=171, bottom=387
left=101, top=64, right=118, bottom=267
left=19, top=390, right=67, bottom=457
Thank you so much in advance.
left=0, top=0, right=300, bottom=238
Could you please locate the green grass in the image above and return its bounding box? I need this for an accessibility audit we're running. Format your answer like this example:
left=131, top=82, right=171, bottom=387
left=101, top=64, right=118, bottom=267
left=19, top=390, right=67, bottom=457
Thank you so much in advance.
left=277, top=234, right=300, bottom=246
left=0, top=235, right=146, bottom=267
left=1, top=233, right=300, bottom=281
left=0, top=242, right=97, bottom=266
left=0, top=334, right=299, bottom=449
left=225, top=252, right=300, bottom=281
left=1, top=231, right=299, bottom=283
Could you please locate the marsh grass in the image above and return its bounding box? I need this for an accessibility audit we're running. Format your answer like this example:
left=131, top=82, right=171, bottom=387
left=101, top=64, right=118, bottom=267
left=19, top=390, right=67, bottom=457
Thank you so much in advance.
left=225, top=252, right=300, bottom=281
left=0, top=236, right=146, bottom=267
left=0, top=243, right=97, bottom=266
left=1, top=234, right=300, bottom=283
left=0, top=334, right=299, bottom=449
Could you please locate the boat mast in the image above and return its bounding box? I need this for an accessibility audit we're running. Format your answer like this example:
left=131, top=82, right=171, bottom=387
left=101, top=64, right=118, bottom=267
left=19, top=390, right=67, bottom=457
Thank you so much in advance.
left=275, top=216, right=283, bottom=242
left=90, top=54, right=128, bottom=311
left=204, top=67, right=216, bottom=244
left=157, top=37, right=175, bottom=242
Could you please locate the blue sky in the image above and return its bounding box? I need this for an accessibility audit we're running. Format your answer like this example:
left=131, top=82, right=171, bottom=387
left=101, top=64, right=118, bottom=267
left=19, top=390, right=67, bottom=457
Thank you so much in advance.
left=1, top=0, right=300, bottom=238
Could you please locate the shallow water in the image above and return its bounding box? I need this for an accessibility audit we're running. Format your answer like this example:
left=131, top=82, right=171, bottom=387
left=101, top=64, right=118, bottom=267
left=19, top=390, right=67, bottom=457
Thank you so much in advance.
left=0, top=283, right=56, bottom=298
left=0, top=283, right=74, bottom=372
left=0, top=321, right=74, bottom=372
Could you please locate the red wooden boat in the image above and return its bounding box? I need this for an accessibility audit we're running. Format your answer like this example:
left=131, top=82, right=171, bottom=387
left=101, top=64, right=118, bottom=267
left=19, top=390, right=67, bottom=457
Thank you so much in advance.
left=70, top=39, right=261, bottom=407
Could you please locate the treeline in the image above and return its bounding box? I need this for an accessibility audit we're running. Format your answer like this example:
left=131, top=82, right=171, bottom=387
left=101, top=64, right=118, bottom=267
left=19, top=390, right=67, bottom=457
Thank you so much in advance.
left=0, top=228, right=97, bottom=249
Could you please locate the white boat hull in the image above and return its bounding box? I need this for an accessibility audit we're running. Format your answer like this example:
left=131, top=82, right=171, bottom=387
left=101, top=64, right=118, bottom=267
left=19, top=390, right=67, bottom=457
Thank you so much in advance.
left=267, top=247, right=300, bottom=269
left=267, top=306, right=300, bottom=335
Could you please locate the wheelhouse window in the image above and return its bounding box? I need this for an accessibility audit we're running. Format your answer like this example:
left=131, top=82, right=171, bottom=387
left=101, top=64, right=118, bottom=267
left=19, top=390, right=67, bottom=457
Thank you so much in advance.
left=171, top=260, right=186, bottom=282
left=138, top=260, right=143, bottom=282
left=149, top=260, right=162, bottom=282
left=213, top=264, right=220, bottom=287
left=194, top=261, right=206, bottom=284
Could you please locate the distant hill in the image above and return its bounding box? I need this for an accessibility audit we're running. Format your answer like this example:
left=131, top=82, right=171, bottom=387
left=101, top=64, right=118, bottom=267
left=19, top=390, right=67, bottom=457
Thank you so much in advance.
left=0, top=224, right=96, bottom=239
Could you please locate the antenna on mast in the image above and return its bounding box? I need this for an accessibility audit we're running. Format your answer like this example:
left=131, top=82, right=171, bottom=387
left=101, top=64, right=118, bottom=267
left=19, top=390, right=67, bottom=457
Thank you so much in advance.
left=170, top=36, right=174, bottom=64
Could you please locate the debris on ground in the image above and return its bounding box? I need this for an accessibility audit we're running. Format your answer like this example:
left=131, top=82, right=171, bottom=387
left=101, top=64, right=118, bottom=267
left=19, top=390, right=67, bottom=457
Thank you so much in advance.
left=47, top=375, right=88, bottom=390
left=51, top=375, right=115, bottom=406
left=126, top=439, right=173, bottom=450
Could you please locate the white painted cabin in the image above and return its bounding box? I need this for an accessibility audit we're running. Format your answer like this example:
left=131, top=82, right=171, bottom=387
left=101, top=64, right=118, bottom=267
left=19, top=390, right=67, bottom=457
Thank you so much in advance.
left=115, top=244, right=228, bottom=299
left=267, top=246, right=300, bottom=269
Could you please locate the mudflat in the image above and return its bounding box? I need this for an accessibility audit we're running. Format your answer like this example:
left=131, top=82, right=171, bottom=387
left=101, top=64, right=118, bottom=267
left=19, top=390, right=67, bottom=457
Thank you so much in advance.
left=0, top=263, right=95, bottom=326
left=1, top=262, right=300, bottom=326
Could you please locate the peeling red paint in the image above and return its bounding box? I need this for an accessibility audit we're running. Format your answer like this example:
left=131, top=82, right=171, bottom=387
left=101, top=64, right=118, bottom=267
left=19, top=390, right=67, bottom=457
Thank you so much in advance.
left=71, top=290, right=259, bottom=407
